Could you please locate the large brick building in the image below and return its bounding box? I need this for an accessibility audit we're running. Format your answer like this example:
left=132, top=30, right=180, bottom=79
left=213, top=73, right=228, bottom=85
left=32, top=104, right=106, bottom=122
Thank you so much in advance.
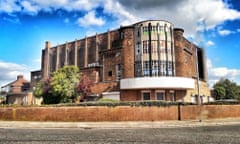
left=32, top=20, right=211, bottom=103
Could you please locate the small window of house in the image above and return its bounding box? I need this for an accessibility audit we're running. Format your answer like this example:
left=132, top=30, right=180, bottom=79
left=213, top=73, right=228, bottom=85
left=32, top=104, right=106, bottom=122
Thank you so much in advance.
left=142, top=92, right=151, bottom=100
left=108, top=71, right=112, bottom=77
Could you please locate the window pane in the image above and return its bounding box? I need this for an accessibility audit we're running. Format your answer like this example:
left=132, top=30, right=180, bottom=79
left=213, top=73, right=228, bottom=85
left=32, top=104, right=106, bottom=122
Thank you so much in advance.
left=143, top=92, right=150, bottom=100
left=170, top=92, right=175, bottom=101
left=156, top=92, right=165, bottom=100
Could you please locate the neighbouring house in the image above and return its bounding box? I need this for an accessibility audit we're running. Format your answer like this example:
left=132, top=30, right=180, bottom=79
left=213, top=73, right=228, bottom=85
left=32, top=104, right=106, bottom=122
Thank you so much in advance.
left=1, top=75, right=42, bottom=105
left=32, top=20, right=213, bottom=104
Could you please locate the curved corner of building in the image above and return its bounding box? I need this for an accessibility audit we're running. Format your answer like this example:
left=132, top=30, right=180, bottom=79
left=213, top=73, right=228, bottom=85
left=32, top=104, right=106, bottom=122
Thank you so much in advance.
left=120, top=77, right=195, bottom=90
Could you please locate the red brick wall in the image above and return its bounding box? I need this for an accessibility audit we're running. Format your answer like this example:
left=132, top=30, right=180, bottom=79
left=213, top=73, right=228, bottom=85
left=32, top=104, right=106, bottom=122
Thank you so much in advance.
left=91, top=82, right=118, bottom=95
left=175, top=90, right=186, bottom=101
left=0, top=106, right=178, bottom=121
left=120, top=90, right=140, bottom=101
left=121, top=27, right=135, bottom=78
left=181, top=105, right=240, bottom=120
left=0, top=105, right=239, bottom=122
left=174, top=29, right=197, bottom=79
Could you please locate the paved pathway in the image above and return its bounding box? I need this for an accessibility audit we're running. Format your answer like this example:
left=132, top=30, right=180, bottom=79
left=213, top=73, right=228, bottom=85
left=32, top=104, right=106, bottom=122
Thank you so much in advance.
left=1, top=122, right=240, bottom=143
left=0, top=118, right=240, bottom=129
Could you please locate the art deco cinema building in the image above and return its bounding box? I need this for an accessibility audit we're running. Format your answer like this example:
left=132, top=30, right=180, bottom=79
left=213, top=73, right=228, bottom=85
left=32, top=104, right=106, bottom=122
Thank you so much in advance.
left=36, top=20, right=211, bottom=103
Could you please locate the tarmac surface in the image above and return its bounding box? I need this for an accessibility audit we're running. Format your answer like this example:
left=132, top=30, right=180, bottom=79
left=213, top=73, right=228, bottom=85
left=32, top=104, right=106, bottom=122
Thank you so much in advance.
left=0, top=119, right=240, bottom=144
left=0, top=118, right=240, bottom=129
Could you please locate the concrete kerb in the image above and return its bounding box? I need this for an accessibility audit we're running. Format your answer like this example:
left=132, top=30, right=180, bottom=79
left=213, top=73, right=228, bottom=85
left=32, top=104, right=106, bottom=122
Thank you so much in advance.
left=0, top=118, right=240, bottom=129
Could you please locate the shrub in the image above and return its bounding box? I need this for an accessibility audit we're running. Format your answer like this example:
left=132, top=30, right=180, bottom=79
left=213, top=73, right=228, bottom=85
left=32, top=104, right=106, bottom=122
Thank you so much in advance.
left=97, top=98, right=119, bottom=103
left=42, top=100, right=194, bottom=107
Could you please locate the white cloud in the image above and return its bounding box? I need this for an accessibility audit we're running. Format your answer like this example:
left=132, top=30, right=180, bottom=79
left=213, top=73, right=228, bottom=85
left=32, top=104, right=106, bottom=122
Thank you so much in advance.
left=189, top=0, right=240, bottom=29
left=77, top=11, right=105, bottom=27
left=1, top=0, right=239, bottom=36
left=116, top=0, right=240, bottom=36
left=218, top=29, right=234, bottom=36
left=0, top=61, right=30, bottom=87
left=0, top=0, right=103, bottom=14
left=21, top=0, right=40, bottom=15
left=207, top=59, right=240, bottom=87
left=206, top=40, right=215, bottom=46
left=0, top=0, right=21, bottom=13
left=103, top=0, right=140, bottom=26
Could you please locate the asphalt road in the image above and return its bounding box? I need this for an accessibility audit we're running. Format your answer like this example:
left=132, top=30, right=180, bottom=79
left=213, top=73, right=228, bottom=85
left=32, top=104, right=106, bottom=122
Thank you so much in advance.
left=0, top=125, right=240, bottom=144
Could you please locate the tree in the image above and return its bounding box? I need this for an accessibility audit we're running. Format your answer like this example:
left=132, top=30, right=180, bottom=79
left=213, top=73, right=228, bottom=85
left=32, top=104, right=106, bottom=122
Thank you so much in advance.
left=77, top=74, right=94, bottom=101
left=50, top=66, right=80, bottom=103
left=33, top=66, right=81, bottom=104
left=33, top=78, right=61, bottom=104
left=213, top=78, right=239, bottom=100
left=213, top=86, right=225, bottom=100
left=237, top=86, right=240, bottom=100
left=33, top=78, right=51, bottom=98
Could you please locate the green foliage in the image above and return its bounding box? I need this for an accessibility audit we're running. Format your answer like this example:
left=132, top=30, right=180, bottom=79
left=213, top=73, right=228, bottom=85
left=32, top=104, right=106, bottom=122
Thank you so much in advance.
left=48, top=100, right=193, bottom=107
left=33, top=66, right=81, bottom=104
left=237, top=86, right=240, bottom=100
left=33, top=81, right=45, bottom=98
left=213, top=78, right=240, bottom=100
left=98, top=98, right=119, bottom=103
left=33, top=78, right=61, bottom=104
left=213, top=86, right=225, bottom=100
left=50, top=66, right=80, bottom=103
left=206, top=100, right=240, bottom=105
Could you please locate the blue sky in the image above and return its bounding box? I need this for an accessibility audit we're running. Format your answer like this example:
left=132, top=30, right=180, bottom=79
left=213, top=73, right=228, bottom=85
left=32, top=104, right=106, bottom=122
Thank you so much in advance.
left=0, top=0, right=240, bottom=87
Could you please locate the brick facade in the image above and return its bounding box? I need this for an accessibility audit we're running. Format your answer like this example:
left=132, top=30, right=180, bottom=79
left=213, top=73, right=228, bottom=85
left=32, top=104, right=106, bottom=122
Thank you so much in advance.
left=35, top=20, right=210, bottom=103
left=1, top=105, right=240, bottom=121
left=2, top=75, right=42, bottom=105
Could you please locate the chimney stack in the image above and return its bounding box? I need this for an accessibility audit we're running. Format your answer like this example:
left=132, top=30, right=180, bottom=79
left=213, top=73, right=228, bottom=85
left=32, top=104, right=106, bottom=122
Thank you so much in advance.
left=45, top=41, right=51, bottom=49
left=174, top=28, right=184, bottom=36
left=17, top=75, right=23, bottom=80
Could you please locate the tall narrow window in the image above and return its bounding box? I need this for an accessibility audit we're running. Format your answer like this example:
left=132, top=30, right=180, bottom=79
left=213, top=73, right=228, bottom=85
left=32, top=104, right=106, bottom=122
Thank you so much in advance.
left=137, top=28, right=141, bottom=37
left=120, top=32, right=124, bottom=39
left=170, top=91, right=175, bottom=102
left=116, top=64, right=122, bottom=81
left=143, top=41, right=148, bottom=53
left=137, top=42, right=141, bottom=54
left=143, top=61, right=150, bottom=76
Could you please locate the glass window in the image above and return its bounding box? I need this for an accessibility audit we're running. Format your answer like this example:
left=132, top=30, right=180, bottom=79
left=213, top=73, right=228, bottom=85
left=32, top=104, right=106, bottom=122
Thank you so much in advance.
left=143, top=61, right=150, bottom=76
left=108, top=71, right=112, bottom=77
left=137, top=42, right=141, bottom=54
left=143, top=26, right=149, bottom=35
left=156, top=92, right=165, bottom=100
left=116, top=64, right=121, bottom=81
left=134, top=61, right=142, bottom=77
left=142, top=92, right=150, bottom=100
left=160, top=61, right=166, bottom=76
left=137, top=28, right=141, bottom=37
left=151, top=41, right=157, bottom=53
left=170, top=91, right=175, bottom=102
left=120, top=32, right=124, bottom=39
left=143, top=41, right=148, bottom=53
left=152, top=61, right=158, bottom=76
left=168, top=62, right=173, bottom=76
